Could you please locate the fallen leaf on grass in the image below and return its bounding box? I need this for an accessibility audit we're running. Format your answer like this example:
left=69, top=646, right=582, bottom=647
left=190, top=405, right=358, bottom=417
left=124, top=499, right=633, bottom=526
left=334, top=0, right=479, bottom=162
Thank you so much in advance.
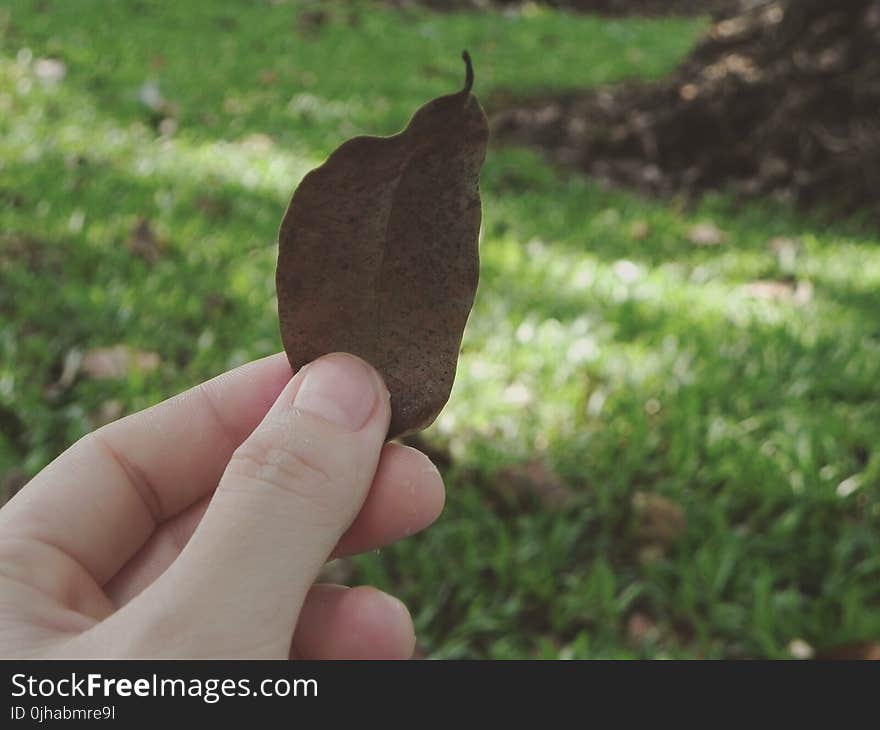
left=296, top=8, right=330, bottom=35
left=743, top=280, right=792, bottom=300
left=82, top=346, right=160, bottom=380
left=627, top=612, right=660, bottom=643
left=128, top=218, right=162, bottom=263
left=629, top=220, right=650, bottom=240
left=196, top=196, right=232, bottom=220
left=258, top=69, right=279, bottom=87
left=90, top=399, right=125, bottom=428
left=687, top=222, right=726, bottom=246
left=45, top=348, right=84, bottom=397
left=632, top=491, right=686, bottom=546
left=241, top=133, right=275, bottom=154
left=814, top=642, right=880, bottom=660
left=743, top=279, right=813, bottom=305
left=637, top=544, right=668, bottom=565
left=496, top=458, right=575, bottom=511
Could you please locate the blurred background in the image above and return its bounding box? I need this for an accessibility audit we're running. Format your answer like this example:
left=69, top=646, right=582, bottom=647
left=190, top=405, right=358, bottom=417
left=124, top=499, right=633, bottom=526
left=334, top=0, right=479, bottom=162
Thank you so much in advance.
left=1, top=0, right=879, bottom=658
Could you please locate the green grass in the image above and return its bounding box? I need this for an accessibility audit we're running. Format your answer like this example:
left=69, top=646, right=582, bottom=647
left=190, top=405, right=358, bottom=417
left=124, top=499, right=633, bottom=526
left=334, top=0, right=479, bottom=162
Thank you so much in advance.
left=2, top=0, right=878, bottom=659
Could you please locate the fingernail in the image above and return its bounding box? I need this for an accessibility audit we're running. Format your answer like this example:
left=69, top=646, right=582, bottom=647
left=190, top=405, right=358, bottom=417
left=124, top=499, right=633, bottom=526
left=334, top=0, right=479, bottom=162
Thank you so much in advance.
left=293, top=354, right=378, bottom=431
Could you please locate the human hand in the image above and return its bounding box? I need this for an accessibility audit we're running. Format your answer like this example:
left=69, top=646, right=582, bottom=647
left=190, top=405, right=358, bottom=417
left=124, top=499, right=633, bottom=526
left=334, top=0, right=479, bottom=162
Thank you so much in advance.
left=0, top=353, right=445, bottom=658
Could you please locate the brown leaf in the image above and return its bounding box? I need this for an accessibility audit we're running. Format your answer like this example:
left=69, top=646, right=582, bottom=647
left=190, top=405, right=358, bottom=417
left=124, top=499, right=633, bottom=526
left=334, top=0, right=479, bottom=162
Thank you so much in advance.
left=637, top=544, right=666, bottom=565
left=90, top=399, right=125, bottom=428
left=196, top=195, right=232, bottom=220
left=82, top=345, right=160, bottom=380
left=258, top=68, right=279, bottom=87
left=743, top=279, right=813, bottom=305
left=743, top=280, right=793, bottom=300
left=241, top=133, right=274, bottom=154
left=629, top=220, right=650, bottom=240
left=687, top=222, right=726, bottom=246
left=496, top=458, right=575, bottom=511
left=297, top=9, right=329, bottom=35
left=814, top=641, right=880, bottom=661
left=276, top=52, right=489, bottom=439
left=128, top=218, right=162, bottom=263
left=632, top=491, right=686, bottom=546
left=627, top=612, right=659, bottom=643
left=45, top=348, right=84, bottom=397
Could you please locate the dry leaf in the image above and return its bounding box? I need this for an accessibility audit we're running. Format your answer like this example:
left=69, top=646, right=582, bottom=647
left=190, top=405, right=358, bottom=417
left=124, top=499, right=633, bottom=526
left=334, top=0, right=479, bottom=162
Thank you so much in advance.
left=277, top=52, right=489, bottom=438
left=258, top=68, right=279, bottom=87
left=128, top=218, right=161, bottom=263
left=90, top=399, right=125, bottom=428
left=630, top=220, right=650, bottom=240
left=632, top=491, right=686, bottom=546
left=814, top=642, right=880, bottom=660
left=627, top=612, right=659, bottom=643
left=241, top=133, right=274, bottom=154
left=297, top=8, right=329, bottom=34
left=496, top=458, right=575, bottom=511
left=743, top=280, right=793, bottom=300
left=45, top=348, right=84, bottom=397
left=82, top=345, right=160, bottom=380
left=743, top=279, right=813, bottom=305
left=638, top=544, right=666, bottom=565
left=688, top=222, right=726, bottom=246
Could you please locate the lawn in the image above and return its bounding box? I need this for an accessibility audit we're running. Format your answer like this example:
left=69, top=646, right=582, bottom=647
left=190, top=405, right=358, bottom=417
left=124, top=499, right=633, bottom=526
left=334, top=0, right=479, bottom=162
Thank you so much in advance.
left=1, top=0, right=878, bottom=658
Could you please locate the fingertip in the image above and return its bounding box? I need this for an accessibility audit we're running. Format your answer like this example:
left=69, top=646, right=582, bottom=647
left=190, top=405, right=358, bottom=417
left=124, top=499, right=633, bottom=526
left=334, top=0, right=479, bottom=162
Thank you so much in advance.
left=345, top=586, right=416, bottom=660
left=413, top=447, right=446, bottom=523
left=334, top=443, right=446, bottom=556
left=294, top=585, right=415, bottom=660
left=384, top=443, right=447, bottom=524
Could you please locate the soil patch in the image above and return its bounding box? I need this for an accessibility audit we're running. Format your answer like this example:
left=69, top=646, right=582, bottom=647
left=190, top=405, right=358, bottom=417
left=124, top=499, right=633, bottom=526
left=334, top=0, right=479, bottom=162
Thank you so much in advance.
left=490, top=0, right=880, bottom=220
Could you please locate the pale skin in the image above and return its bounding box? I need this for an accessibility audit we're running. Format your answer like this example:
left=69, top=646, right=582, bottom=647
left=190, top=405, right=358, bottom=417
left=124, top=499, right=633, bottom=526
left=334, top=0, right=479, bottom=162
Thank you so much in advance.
left=0, top=352, right=445, bottom=658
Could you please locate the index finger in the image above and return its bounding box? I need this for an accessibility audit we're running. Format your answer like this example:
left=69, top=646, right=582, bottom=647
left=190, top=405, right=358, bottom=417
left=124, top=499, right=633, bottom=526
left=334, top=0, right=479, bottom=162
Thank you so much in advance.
left=0, top=353, right=293, bottom=585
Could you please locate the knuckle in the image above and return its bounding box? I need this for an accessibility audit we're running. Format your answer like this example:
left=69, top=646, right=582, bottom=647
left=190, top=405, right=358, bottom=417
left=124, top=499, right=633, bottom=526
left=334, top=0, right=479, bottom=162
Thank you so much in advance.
left=225, top=430, right=342, bottom=513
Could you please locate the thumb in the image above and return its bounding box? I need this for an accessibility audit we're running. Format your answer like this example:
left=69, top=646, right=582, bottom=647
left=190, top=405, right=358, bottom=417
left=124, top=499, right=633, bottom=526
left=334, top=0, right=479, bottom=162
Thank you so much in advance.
left=140, top=353, right=390, bottom=654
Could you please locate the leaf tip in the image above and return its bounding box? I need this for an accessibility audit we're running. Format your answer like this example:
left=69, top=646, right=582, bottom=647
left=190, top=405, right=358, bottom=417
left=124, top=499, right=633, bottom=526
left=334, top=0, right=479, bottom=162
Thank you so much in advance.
left=461, top=50, right=474, bottom=95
